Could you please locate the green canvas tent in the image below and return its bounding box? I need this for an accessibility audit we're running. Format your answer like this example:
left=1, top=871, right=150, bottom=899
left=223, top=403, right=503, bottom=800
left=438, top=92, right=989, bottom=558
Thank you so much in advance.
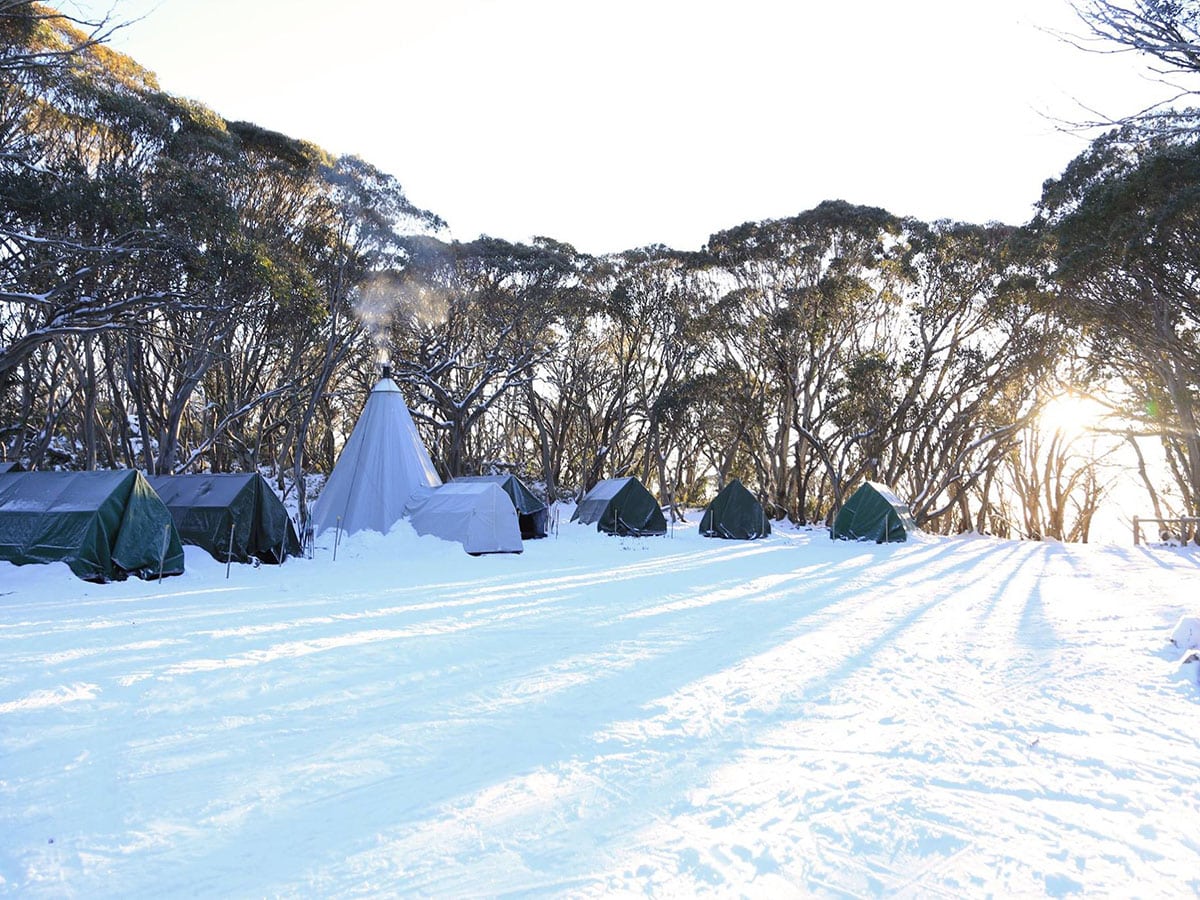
left=453, top=474, right=548, bottom=539
left=571, top=477, right=666, bottom=536
left=0, top=470, right=185, bottom=581
left=700, top=479, right=771, bottom=540
left=147, top=473, right=301, bottom=564
left=832, top=481, right=919, bottom=543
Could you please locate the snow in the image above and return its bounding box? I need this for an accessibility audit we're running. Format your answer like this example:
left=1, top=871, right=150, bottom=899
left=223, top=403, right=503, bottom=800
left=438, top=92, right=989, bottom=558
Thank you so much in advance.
left=2, top=516, right=1198, bottom=897
left=1171, top=615, right=1200, bottom=650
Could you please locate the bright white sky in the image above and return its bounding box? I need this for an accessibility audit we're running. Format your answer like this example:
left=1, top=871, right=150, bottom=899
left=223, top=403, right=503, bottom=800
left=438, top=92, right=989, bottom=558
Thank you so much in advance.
left=68, top=0, right=1166, bottom=254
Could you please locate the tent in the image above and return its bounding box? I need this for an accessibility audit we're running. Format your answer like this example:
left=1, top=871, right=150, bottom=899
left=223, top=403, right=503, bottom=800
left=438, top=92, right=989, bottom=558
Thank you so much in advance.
left=0, top=470, right=185, bottom=581
left=405, top=482, right=523, bottom=554
left=571, top=477, right=666, bottom=536
left=147, top=473, right=301, bottom=564
left=832, top=481, right=919, bottom=543
left=453, top=474, right=548, bottom=539
left=310, top=375, right=441, bottom=537
left=0, top=461, right=22, bottom=475
left=699, top=478, right=771, bottom=540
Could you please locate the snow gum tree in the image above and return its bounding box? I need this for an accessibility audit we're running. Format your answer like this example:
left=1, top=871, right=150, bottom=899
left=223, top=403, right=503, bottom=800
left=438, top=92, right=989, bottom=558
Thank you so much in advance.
left=0, top=6, right=441, bottom=486
left=879, top=221, right=1063, bottom=533
left=705, top=201, right=905, bottom=523
left=577, top=246, right=708, bottom=515
left=1, top=15, right=186, bottom=465
left=1070, top=0, right=1200, bottom=133
left=1038, top=129, right=1200, bottom=517
left=385, top=235, right=581, bottom=479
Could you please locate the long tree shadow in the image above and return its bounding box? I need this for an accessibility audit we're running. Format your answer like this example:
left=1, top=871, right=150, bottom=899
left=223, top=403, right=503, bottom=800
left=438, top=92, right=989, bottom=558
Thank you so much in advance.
left=134, top=536, right=1024, bottom=892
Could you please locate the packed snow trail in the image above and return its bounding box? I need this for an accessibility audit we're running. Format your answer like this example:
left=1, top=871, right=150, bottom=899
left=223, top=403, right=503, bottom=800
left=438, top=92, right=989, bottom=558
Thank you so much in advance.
left=1, top=523, right=1197, bottom=897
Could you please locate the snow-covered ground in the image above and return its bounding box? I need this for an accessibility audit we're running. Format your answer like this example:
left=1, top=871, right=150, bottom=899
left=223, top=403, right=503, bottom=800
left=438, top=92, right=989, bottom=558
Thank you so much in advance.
left=2, top=516, right=1198, bottom=897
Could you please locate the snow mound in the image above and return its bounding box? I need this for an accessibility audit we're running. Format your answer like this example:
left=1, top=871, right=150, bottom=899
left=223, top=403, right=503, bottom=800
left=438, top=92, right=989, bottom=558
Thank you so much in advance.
left=1175, top=649, right=1200, bottom=686
left=1170, top=615, right=1200, bottom=650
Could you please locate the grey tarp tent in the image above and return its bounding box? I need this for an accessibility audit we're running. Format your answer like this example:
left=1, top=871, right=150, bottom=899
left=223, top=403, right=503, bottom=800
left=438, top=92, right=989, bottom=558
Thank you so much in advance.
left=832, top=481, right=919, bottom=543
left=571, top=477, right=666, bottom=536
left=0, top=470, right=185, bottom=581
left=405, top=482, right=523, bottom=554
left=453, top=474, right=548, bottom=539
left=699, top=478, right=771, bottom=540
left=148, top=473, right=301, bottom=564
left=0, top=461, right=22, bottom=475
left=310, top=375, right=441, bottom=537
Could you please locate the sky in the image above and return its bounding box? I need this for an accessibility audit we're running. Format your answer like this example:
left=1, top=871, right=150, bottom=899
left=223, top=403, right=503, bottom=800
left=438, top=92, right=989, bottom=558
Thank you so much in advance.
left=65, top=0, right=1167, bottom=255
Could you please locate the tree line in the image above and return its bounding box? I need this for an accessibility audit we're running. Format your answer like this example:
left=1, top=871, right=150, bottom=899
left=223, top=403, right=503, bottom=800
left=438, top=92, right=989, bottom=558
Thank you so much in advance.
left=2, top=1, right=1198, bottom=540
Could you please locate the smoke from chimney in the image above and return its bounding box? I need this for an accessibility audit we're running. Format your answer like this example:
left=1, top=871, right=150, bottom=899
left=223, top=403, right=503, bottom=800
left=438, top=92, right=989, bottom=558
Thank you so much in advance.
left=353, top=274, right=448, bottom=384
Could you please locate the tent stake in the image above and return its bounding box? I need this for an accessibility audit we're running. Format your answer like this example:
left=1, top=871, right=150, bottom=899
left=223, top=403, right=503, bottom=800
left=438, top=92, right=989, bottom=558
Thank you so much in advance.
left=226, top=522, right=235, bottom=579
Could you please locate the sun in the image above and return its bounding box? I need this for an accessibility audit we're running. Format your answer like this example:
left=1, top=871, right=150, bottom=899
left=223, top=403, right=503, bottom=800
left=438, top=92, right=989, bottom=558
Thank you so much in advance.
left=1039, top=392, right=1107, bottom=440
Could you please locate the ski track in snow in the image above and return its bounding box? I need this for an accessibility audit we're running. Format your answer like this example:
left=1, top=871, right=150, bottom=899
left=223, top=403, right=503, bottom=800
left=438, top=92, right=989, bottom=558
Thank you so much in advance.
left=1, top=526, right=1198, bottom=898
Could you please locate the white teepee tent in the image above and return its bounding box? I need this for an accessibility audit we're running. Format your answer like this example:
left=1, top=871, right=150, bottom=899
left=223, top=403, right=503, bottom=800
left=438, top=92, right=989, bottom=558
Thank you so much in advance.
left=310, top=376, right=441, bottom=536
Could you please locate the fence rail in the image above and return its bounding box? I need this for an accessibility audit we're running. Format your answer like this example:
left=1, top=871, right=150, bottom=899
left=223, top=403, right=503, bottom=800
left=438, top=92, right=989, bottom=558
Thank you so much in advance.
left=1132, top=515, right=1200, bottom=545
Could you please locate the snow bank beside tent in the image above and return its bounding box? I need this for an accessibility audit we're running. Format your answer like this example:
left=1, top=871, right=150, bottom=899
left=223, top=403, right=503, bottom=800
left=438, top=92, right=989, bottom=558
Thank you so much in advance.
left=1171, top=615, right=1200, bottom=682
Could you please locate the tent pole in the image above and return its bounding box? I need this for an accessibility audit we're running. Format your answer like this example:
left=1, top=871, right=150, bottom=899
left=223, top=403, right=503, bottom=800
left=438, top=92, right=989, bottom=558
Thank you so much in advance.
left=303, top=504, right=313, bottom=559
left=157, top=523, right=169, bottom=581
left=333, top=516, right=342, bottom=561
left=226, top=522, right=235, bottom=579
